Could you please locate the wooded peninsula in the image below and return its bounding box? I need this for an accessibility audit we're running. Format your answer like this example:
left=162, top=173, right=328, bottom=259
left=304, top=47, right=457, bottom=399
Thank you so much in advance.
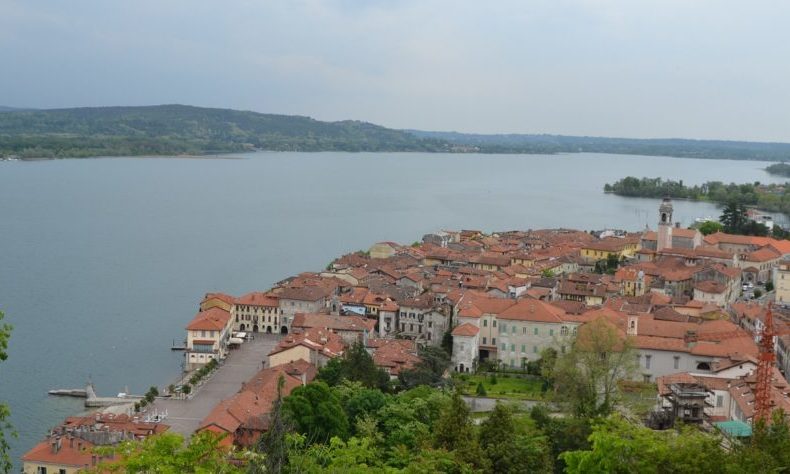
left=604, top=176, right=790, bottom=215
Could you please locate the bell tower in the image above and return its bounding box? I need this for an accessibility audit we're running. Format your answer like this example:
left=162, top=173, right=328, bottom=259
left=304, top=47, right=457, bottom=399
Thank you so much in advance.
left=657, top=197, right=673, bottom=251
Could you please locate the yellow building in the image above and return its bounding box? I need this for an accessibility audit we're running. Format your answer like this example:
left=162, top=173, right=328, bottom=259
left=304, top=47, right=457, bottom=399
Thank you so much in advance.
left=776, top=262, right=790, bottom=305
left=581, top=237, right=641, bottom=263
left=369, top=241, right=400, bottom=259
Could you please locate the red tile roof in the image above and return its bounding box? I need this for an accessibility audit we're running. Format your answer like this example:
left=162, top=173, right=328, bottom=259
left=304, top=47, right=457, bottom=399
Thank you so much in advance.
left=452, top=323, right=480, bottom=337
left=498, top=299, right=567, bottom=323
left=186, top=307, right=231, bottom=331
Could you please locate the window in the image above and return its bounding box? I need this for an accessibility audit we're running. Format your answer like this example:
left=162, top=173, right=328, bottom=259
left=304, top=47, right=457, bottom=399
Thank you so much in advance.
left=492, top=337, right=496, bottom=345
left=561, top=326, right=568, bottom=336
left=410, top=324, right=414, bottom=332
left=549, top=329, right=554, bottom=336
left=673, top=356, right=680, bottom=370
left=500, top=323, right=507, bottom=333
left=533, top=346, right=538, bottom=353
left=428, top=321, right=432, bottom=328
left=521, top=344, right=526, bottom=353
left=511, top=326, right=516, bottom=334
left=510, top=359, right=515, bottom=367
left=492, top=320, right=497, bottom=327
left=201, top=330, right=206, bottom=338
left=523, top=327, right=527, bottom=334
left=511, top=344, right=515, bottom=352
left=193, top=343, right=213, bottom=353
left=483, top=319, right=488, bottom=327
left=534, top=327, right=539, bottom=335
left=482, top=337, right=487, bottom=345
left=717, top=395, right=724, bottom=407
left=501, top=343, right=506, bottom=351
left=645, top=355, right=652, bottom=369
left=643, top=374, right=651, bottom=383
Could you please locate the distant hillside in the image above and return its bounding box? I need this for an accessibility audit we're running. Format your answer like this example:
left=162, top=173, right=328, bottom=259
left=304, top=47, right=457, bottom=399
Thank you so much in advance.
left=408, top=130, right=790, bottom=161
left=3, top=104, right=790, bottom=160
left=0, top=105, right=447, bottom=158
left=0, top=106, right=32, bottom=113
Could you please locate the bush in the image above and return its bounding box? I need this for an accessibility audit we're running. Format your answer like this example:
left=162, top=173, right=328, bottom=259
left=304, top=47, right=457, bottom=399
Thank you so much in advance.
left=476, top=382, right=487, bottom=396
left=139, top=399, right=148, bottom=408
left=181, top=384, right=191, bottom=395
left=167, top=384, right=175, bottom=394
left=489, top=374, right=498, bottom=385
left=134, top=402, right=140, bottom=413
left=754, top=289, right=764, bottom=298
left=148, top=386, right=159, bottom=397
left=766, top=281, right=775, bottom=292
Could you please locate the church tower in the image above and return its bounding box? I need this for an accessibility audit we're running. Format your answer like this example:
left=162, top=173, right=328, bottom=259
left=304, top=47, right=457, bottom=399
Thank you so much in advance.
left=657, top=197, right=673, bottom=251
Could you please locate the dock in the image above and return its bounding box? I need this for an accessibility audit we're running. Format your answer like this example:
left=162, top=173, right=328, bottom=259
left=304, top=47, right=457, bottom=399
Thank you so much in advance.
left=49, top=382, right=141, bottom=408
left=47, top=388, right=87, bottom=398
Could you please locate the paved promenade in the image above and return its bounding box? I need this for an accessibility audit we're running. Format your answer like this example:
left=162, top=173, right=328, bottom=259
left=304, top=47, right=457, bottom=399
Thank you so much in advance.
left=149, top=334, right=280, bottom=436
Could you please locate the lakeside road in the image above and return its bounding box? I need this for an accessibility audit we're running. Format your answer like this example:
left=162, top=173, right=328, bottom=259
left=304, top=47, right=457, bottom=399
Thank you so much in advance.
left=148, top=334, right=280, bottom=436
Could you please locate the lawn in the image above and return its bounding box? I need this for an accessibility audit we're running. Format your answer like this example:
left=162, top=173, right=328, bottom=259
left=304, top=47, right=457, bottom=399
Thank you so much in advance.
left=454, top=373, right=546, bottom=400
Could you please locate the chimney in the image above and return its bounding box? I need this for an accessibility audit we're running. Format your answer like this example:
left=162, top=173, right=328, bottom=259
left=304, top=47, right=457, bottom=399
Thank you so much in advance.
left=50, top=440, right=57, bottom=454
left=675, top=222, right=681, bottom=229
left=69, top=436, right=74, bottom=448
left=56, top=436, right=62, bottom=453
left=300, top=372, right=307, bottom=386
left=684, top=329, right=698, bottom=346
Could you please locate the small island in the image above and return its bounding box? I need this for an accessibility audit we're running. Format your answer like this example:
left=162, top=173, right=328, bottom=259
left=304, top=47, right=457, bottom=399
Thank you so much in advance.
left=604, top=176, right=790, bottom=216
left=766, top=163, right=790, bottom=177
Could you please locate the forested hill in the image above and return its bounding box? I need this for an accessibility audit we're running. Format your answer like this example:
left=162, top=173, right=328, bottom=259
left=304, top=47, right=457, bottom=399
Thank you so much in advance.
left=409, top=130, right=790, bottom=161
left=0, top=105, right=448, bottom=158
left=3, top=104, right=790, bottom=160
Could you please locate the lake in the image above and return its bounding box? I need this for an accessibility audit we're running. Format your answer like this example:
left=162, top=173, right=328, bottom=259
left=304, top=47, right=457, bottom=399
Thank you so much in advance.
left=0, top=151, right=786, bottom=466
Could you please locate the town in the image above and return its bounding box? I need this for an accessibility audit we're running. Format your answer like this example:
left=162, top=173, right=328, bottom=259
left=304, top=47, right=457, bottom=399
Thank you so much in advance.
left=22, top=197, right=790, bottom=472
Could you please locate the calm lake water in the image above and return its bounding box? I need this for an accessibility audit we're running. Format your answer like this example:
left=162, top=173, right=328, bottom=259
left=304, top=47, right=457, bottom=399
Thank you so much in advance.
left=0, top=151, right=786, bottom=466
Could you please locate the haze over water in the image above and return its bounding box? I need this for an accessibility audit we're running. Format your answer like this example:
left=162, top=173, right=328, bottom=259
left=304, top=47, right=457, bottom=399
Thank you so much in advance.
left=0, top=151, right=786, bottom=466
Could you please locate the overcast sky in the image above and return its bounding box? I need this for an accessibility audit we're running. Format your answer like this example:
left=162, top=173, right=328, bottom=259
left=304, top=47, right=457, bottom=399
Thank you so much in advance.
left=1, top=0, right=789, bottom=141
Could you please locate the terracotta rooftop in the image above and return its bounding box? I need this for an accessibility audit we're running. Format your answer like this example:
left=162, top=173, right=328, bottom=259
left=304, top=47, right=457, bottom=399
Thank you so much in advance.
left=186, top=307, right=231, bottom=331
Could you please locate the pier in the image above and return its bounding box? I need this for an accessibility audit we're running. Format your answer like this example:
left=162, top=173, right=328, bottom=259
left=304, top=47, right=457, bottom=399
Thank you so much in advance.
left=49, top=382, right=142, bottom=408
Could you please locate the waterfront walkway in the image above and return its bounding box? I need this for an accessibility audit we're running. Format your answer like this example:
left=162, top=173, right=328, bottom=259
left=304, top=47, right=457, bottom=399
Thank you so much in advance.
left=149, top=334, right=280, bottom=436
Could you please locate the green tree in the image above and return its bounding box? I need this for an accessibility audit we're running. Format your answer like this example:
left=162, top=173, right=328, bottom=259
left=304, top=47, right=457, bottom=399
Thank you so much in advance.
left=317, top=341, right=390, bottom=391
left=398, top=345, right=450, bottom=389
left=92, top=431, right=241, bottom=473
left=283, top=382, right=349, bottom=444
left=252, top=374, right=290, bottom=474
left=475, top=382, right=487, bottom=396
left=530, top=405, right=592, bottom=474
left=0, top=311, right=13, bottom=474
left=561, top=415, right=725, bottom=474
left=433, top=390, right=487, bottom=470
left=720, top=201, right=748, bottom=234
left=376, top=386, right=448, bottom=450
left=479, top=402, right=553, bottom=473
left=697, top=220, right=724, bottom=235
left=551, top=317, right=637, bottom=417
